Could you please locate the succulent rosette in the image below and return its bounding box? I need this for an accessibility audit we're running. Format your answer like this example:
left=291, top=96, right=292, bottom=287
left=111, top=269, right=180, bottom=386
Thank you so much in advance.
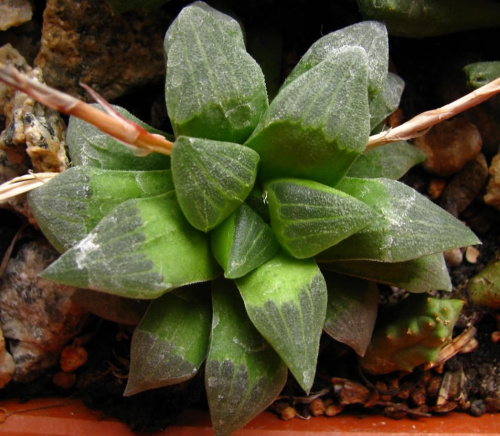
left=27, top=3, right=478, bottom=435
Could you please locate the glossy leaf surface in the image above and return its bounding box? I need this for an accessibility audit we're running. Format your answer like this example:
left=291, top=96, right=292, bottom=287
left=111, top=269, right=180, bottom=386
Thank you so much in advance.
left=323, top=272, right=378, bottom=356
left=171, top=136, right=259, bottom=231
left=67, top=105, right=171, bottom=170
left=125, top=284, right=212, bottom=395
left=29, top=167, right=174, bottom=252
left=164, top=2, right=268, bottom=143
left=319, top=178, right=480, bottom=262
left=206, top=279, right=287, bottom=436
left=41, top=193, right=219, bottom=298
left=320, top=253, right=452, bottom=293
left=265, top=178, right=376, bottom=258
left=245, top=47, right=370, bottom=187
left=211, top=203, right=279, bottom=279
left=236, top=252, right=327, bottom=393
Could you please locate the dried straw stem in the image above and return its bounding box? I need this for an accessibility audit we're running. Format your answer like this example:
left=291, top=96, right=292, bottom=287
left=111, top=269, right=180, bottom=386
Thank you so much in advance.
left=367, top=77, right=500, bottom=150
left=0, top=172, right=58, bottom=202
left=0, top=63, right=173, bottom=156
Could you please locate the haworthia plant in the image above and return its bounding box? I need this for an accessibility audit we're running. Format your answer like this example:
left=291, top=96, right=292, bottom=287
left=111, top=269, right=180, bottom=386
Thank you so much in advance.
left=23, top=2, right=482, bottom=434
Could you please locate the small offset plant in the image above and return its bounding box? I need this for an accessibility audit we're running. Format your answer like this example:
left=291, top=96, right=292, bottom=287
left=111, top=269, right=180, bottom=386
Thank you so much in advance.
left=2, top=2, right=500, bottom=435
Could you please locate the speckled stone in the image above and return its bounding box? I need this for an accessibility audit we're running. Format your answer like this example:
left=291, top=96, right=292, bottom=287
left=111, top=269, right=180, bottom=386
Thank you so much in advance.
left=0, top=239, right=88, bottom=383
left=34, top=0, right=167, bottom=101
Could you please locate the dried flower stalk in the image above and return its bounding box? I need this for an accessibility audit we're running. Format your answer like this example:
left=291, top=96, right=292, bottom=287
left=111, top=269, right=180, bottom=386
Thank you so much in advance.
left=1, top=65, right=500, bottom=202
left=367, top=77, right=500, bottom=149
left=0, top=172, right=58, bottom=202
left=0, top=63, right=173, bottom=156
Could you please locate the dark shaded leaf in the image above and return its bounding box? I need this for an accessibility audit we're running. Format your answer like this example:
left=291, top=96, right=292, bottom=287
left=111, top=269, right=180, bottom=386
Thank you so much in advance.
left=41, top=193, right=219, bottom=298
left=323, top=272, right=378, bottom=356
left=320, top=253, right=452, bottom=293
left=206, top=278, right=287, bottom=436
left=125, top=284, right=212, bottom=395
left=236, top=252, right=327, bottom=393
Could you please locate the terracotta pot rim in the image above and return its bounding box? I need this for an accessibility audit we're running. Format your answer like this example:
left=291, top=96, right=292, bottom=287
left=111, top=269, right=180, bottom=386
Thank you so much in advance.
left=0, top=397, right=498, bottom=435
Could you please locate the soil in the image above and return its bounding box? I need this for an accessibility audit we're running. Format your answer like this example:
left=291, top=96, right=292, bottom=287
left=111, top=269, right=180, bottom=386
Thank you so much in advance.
left=0, top=0, right=499, bottom=432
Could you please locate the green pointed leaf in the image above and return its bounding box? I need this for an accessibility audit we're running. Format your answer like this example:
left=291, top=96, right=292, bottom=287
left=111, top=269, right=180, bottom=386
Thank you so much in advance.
left=282, top=21, right=388, bottom=99
left=360, top=295, right=463, bottom=374
left=264, top=178, right=377, bottom=259
left=356, top=0, right=500, bottom=38
left=245, top=47, right=370, bottom=186
left=28, top=167, right=174, bottom=252
left=369, top=73, right=405, bottom=131
left=347, top=141, right=426, bottom=180
left=67, top=105, right=171, bottom=170
left=320, top=253, right=452, bottom=293
left=323, top=272, right=378, bottom=356
left=171, top=136, right=259, bottom=232
left=464, top=61, right=500, bottom=89
left=318, top=178, right=480, bottom=262
left=236, top=252, right=327, bottom=393
left=164, top=2, right=268, bottom=143
left=125, top=284, right=212, bottom=396
left=206, top=279, right=287, bottom=436
left=211, top=203, right=279, bottom=279
left=41, top=193, right=219, bottom=298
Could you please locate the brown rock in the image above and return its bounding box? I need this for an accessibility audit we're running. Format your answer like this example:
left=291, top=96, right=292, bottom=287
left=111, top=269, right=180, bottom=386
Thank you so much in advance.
left=0, top=326, right=15, bottom=388
left=413, top=118, right=482, bottom=177
left=484, top=152, right=500, bottom=210
left=439, top=153, right=489, bottom=216
left=0, top=239, right=87, bottom=382
left=35, top=0, right=167, bottom=101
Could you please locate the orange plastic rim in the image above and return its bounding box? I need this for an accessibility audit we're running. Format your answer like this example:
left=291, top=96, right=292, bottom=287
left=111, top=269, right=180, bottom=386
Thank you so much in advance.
left=0, top=398, right=498, bottom=436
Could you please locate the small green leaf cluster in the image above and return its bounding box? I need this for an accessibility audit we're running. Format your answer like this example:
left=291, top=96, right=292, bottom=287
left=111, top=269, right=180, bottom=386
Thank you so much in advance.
left=28, top=3, right=478, bottom=434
